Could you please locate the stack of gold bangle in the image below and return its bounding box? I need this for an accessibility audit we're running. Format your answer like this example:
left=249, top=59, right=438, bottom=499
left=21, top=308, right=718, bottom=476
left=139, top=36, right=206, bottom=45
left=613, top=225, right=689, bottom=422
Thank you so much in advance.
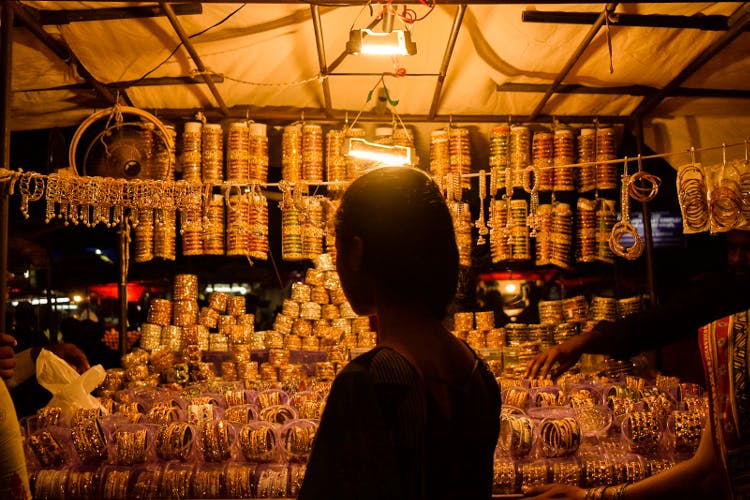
left=519, top=462, right=548, bottom=489
left=540, top=416, right=581, bottom=457
left=505, top=388, right=530, bottom=408
left=131, top=469, right=162, bottom=499
left=192, top=467, right=224, bottom=498
left=200, top=419, right=233, bottom=462
left=552, top=459, right=581, bottom=485
left=493, top=459, right=517, bottom=494
left=259, top=405, right=297, bottom=425
left=160, top=466, right=192, bottom=499
left=36, top=406, right=63, bottom=427
left=147, top=298, right=172, bottom=326
left=199, top=306, right=220, bottom=329
left=582, top=458, right=614, bottom=487
left=613, top=458, right=646, bottom=483
left=67, top=470, right=98, bottom=498
left=117, top=401, right=143, bottom=424
left=29, top=430, right=65, bottom=467
left=70, top=417, right=108, bottom=464
left=103, top=469, right=131, bottom=500
left=256, top=466, right=290, bottom=498
left=33, top=469, right=68, bottom=499
left=239, top=423, right=278, bottom=462
left=535, top=390, right=561, bottom=407
left=625, top=411, right=661, bottom=454
left=224, top=405, right=257, bottom=424
left=499, top=413, right=534, bottom=457
left=114, top=427, right=148, bottom=465
left=256, top=389, right=286, bottom=409
left=672, top=410, right=703, bottom=453
left=155, top=422, right=193, bottom=461
left=147, top=401, right=179, bottom=425
left=225, top=464, right=257, bottom=498
left=283, top=421, right=318, bottom=458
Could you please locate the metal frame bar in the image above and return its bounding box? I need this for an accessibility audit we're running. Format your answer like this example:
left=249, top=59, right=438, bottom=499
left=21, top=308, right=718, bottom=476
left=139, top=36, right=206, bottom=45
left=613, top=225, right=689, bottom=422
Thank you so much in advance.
left=0, top=3, right=12, bottom=335
left=160, top=2, right=230, bottom=115
left=27, top=3, right=202, bottom=25
left=151, top=106, right=629, bottom=124
left=429, top=5, right=466, bottom=120
left=497, top=82, right=750, bottom=98
left=311, top=5, right=334, bottom=117
left=522, top=10, right=740, bottom=31
left=529, top=2, right=618, bottom=120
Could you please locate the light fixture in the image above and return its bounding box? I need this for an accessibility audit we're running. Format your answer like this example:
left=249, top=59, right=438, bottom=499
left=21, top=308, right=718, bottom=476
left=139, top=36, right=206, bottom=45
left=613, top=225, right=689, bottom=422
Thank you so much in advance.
left=347, top=9, right=417, bottom=56
left=344, top=137, right=412, bottom=166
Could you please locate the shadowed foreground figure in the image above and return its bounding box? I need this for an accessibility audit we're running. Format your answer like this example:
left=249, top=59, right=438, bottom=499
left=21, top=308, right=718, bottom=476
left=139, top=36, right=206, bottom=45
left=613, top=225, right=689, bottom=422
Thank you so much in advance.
left=299, top=167, right=501, bottom=500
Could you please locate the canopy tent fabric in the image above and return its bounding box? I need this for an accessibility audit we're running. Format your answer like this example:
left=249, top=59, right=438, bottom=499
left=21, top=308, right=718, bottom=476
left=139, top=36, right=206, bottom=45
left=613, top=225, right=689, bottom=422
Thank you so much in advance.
left=6, top=2, right=750, bottom=166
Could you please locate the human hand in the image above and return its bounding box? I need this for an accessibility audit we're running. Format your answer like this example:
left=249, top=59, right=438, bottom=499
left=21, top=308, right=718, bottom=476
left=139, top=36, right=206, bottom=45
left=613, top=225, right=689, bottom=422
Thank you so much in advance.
left=525, top=334, right=587, bottom=379
left=522, top=483, right=587, bottom=499
left=0, top=333, right=18, bottom=380
left=49, top=343, right=90, bottom=374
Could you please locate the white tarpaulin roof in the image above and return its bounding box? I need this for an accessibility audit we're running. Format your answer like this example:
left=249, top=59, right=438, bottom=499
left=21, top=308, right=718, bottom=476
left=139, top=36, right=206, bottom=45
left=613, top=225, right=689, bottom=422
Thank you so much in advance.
left=7, top=2, right=750, bottom=165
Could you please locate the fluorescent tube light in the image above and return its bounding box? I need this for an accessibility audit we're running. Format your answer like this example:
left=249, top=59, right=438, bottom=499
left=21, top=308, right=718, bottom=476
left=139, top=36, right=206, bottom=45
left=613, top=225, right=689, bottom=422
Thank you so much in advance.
left=347, top=28, right=417, bottom=56
left=344, top=137, right=412, bottom=166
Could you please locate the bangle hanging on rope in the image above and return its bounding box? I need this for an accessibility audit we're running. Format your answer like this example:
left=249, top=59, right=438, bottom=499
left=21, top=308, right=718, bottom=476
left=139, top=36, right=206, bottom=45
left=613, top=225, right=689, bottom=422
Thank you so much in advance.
left=523, top=165, right=540, bottom=237
left=609, top=159, right=644, bottom=260
left=475, top=169, right=489, bottom=245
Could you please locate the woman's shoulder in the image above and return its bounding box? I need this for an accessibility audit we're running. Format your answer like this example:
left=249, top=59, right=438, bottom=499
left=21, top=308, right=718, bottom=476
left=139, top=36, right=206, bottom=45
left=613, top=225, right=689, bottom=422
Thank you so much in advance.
left=347, top=347, right=421, bottom=386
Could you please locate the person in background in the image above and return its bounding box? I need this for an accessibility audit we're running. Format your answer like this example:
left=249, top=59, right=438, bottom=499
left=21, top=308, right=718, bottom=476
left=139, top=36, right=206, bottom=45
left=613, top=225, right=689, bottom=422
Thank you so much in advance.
left=299, top=167, right=501, bottom=500
left=523, top=229, right=750, bottom=499
left=10, top=301, right=48, bottom=353
left=0, top=331, right=89, bottom=500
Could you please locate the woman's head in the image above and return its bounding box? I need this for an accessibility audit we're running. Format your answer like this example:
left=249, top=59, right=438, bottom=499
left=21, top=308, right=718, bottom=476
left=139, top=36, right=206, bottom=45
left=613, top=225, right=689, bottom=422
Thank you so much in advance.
left=334, top=167, right=459, bottom=319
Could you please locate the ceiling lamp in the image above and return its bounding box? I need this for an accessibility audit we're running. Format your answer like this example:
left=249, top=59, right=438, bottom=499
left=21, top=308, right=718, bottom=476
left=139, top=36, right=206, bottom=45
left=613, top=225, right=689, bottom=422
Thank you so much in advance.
left=344, top=137, right=412, bottom=166
left=347, top=9, right=417, bottom=56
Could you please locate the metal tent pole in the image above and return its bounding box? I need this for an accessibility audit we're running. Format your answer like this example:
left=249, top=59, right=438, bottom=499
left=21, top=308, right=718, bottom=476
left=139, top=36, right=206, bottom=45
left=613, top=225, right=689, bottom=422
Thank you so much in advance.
left=0, top=2, right=14, bottom=333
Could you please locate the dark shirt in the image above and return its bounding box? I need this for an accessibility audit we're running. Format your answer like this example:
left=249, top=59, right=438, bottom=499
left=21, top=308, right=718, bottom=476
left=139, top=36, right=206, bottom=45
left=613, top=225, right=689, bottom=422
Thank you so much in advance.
left=299, top=346, right=501, bottom=500
left=600, top=269, right=750, bottom=359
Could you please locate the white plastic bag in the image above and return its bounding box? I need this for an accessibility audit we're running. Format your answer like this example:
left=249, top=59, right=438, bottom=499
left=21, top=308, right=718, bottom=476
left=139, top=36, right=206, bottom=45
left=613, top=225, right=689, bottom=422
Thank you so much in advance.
left=36, top=349, right=106, bottom=424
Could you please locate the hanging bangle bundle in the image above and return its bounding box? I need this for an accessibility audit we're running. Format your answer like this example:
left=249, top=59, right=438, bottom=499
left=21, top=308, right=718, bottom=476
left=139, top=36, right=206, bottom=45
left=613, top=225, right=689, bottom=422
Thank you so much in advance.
left=609, top=172, right=644, bottom=260
left=677, top=162, right=710, bottom=232
left=249, top=122, right=269, bottom=184
left=532, top=130, right=554, bottom=192
left=302, top=124, right=324, bottom=183
left=628, top=171, right=661, bottom=202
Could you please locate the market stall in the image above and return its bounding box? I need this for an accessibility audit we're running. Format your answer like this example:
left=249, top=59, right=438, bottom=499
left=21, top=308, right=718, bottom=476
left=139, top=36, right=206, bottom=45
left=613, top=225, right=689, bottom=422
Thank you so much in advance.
left=2, top=2, right=750, bottom=499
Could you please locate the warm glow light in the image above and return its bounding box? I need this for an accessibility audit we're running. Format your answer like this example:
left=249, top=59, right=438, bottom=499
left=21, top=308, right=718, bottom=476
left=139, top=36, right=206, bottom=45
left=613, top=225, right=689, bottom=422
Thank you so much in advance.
left=94, top=249, right=102, bottom=255
left=347, top=29, right=416, bottom=56
left=73, top=295, right=83, bottom=303
left=344, top=137, right=411, bottom=166
left=504, top=283, right=518, bottom=294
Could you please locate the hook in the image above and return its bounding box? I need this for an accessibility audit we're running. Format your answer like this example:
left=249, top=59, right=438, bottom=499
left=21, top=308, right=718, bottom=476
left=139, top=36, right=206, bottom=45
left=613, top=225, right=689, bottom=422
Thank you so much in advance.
left=690, top=146, right=697, bottom=166
left=623, top=156, right=629, bottom=177
left=637, top=154, right=642, bottom=173
left=300, top=110, right=305, bottom=124
left=344, top=111, right=349, bottom=127
left=722, top=142, right=727, bottom=167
